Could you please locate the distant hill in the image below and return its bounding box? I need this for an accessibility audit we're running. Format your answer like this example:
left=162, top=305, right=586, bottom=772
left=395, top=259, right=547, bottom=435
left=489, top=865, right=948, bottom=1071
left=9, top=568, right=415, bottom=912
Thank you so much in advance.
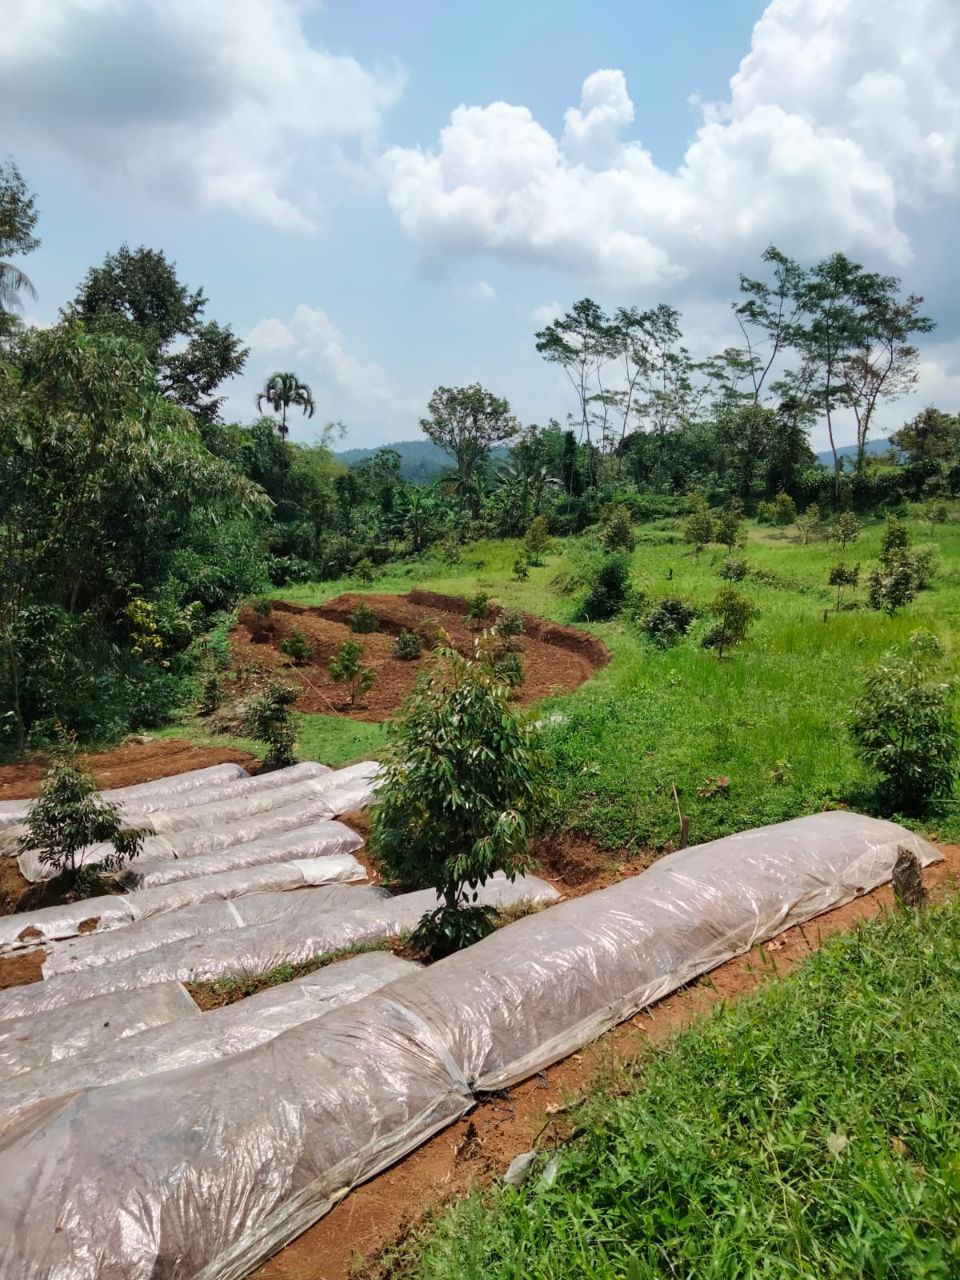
left=816, top=437, right=893, bottom=466
left=336, top=439, right=509, bottom=484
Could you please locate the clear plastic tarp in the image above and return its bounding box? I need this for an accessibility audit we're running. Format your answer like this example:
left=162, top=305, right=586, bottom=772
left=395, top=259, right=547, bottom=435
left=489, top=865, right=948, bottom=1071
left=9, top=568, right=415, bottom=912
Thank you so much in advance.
left=127, top=819, right=364, bottom=886
left=91, top=761, right=333, bottom=818
left=0, top=873, right=556, bottom=1015
left=0, top=953, right=418, bottom=1136
left=0, top=812, right=939, bottom=1280
left=0, top=981, right=198, bottom=1079
left=14, top=762, right=380, bottom=879
left=42, top=881, right=389, bottom=977
left=0, top=762, right=248, bottom=831
left=0, top=824, right=364, bottom=954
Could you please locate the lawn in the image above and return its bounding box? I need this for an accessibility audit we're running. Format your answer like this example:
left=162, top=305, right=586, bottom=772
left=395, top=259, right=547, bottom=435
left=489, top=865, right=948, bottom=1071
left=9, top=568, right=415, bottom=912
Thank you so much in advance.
left=390, top=896, right=960, bottom=1280
left=235, top=508, right=960, bottom=849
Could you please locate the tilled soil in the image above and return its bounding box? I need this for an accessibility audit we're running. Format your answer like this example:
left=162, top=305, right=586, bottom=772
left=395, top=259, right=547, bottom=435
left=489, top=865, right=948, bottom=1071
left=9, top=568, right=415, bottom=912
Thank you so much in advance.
left=230, top=591, right=608, bottom=720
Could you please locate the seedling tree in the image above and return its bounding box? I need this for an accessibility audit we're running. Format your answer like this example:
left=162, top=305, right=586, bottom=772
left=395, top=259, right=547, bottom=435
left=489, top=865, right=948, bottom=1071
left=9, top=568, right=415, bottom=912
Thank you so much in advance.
left=828, top=562, right=860, bottom=610
left=715, top=501, right=743, bottom=553
left=244, top=680, right=299, bottom=768
left=850, top=632, right=957, bottom=812
left=18, top=745, right=142, bottom=894
left=683, top=495, right=714, bottom=555
left=702, top=587, right=757, bottom=658
left=329, top=641, right=376, bottom=707
left=371, top=645, right=544, bottom=957
left=600, top=504, right=635, bottom=552
left=522, top=516, right=551, bottom=564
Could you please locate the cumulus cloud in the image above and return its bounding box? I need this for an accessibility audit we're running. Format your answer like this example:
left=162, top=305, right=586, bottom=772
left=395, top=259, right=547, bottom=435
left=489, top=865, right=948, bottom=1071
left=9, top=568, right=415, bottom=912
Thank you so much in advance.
left=382, top=0, right=958, bottom=285
left=246, top=304, right=397, bottom=406
left=0, top=0, right=404, bottom=228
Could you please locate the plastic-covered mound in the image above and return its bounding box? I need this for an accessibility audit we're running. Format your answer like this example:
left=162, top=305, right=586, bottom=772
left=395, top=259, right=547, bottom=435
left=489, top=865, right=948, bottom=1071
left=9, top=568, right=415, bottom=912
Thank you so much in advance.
left=126, top=819, right=364, bottom=888
left=0, top=982, right=198, bottom=1080
left=87, top=760, right=332, bottom=817
left=42, top=881, right=389, bottom=977
left=0, top=825, right=364, bottom=955
left=0, top=762, right=248, bottom=831
left=13, top=761, right=380, bottom=879
left=0, top=874, right=557, bottom=1016
left=0, top=953, right=418, bottom=1137
left=0, top=812, right=938, bottom=1280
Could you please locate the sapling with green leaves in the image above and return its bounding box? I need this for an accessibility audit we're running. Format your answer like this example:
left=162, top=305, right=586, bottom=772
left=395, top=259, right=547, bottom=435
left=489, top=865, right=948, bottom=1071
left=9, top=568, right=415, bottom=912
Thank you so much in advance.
left=714, top=501, right=743, bottom=553
left=371, top=644, right=544, bottom=957
left=829, top=510, right=861, bottom=550
left=329, top=640, right=376, bottom=707
left=600, top=504, right=635, bottom=552
left=794, top=504, right=821, bottom=546
left=828, top=562, right=860, bottom=610
left=18, top=747, right=142, bottom=895
left=683, top=495, right=714, bottom=555
left=243, top=680, right=298, bottom=768
left=522, top=515, right=551, bottom=565
left=701, top=586, right=757, bottom=658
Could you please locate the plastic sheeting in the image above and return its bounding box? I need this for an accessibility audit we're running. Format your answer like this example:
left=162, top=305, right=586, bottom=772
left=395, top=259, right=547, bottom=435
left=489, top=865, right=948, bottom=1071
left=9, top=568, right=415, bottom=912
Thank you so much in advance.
left=42, top=881, right=388, bottom=977
left=0, top=812, right=938, bottom=1280
left=0, top=823, right=364, bottom=954
left=94, top=761, right=333, bottom=818
left=0, top=954, right=417, bottom=1136
left=0, top=873, right=555, bottom=1015
left=14, top=761, right=380, bottom=879
left=0, top=982, right=197, bottom=1080
left=0, top=762, right=248, bottom=831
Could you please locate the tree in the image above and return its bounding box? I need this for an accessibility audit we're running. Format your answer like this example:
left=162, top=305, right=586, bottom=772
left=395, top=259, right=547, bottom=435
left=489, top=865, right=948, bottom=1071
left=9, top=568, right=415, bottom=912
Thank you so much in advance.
left=243, top=681, right=299, bottom=768
left=65, top=244, right=247, bottom=423
left=600, top=504, right=635, bottom=552
left=850, top=639, right=957, bottom=812
left=370, top=644, right=543, bottom=956
left=683, top=495, right=714, bottom=555
left=577, top=555, right=631, bottom=621
left=17, top=748, right=142, bottom=893
left=829, top=511, right=861, bottom=550
left=523, top=515, right=552, bottom=564
left=702, top=587, right=757, bottom=658
left=536, top=299, right=613, bottom=483
left=891, top=407, right=960, bottom=466
left=715, top=501, right=744, bottom=553
left=794, top=504, right=820, bottom=546
left=0, top=159, right=39, bottom=323
left=732, top=245, right=806, bottom=404
left=772, top=492, right=797, bottom=526
left=257, top=371, right=316, bottom=440
left=329, top=640, right=375, bottom=707
left=420, top=384, right=519, bottom=519
left=828, top=562, right=860, bottom=610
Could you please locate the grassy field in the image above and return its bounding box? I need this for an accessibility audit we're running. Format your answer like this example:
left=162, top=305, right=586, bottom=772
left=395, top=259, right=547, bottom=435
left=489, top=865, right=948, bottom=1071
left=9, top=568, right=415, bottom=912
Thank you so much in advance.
left=388, top=896, right=960, bottom=1280
left=205, top=507, right=960, bottom=849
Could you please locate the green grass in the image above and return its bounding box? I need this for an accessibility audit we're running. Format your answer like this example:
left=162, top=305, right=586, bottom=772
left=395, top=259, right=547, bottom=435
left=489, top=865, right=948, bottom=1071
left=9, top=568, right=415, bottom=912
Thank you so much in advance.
left=392, top=897, right=960, bottom=1280
left=165, top=511, right=960, bottom=844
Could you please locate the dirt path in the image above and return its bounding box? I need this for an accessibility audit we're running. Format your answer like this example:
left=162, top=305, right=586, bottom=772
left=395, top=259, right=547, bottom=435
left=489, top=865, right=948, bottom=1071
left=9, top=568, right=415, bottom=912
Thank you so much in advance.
left=230, top=591, right=608, bottom=720
left=253, top=845, right=960, bottom=1280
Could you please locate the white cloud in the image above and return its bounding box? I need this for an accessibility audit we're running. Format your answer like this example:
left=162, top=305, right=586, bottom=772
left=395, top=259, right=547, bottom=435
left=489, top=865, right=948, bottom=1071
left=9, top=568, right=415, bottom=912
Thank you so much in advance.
left=0, top=0, right=404, bottom=228
left=474, top=280, right=496, bottom=303
left=530, top=302, right=562, bottom=328
left=245, top=317, right=295, bottom=352
left=382, top=0, right=958, bottom=284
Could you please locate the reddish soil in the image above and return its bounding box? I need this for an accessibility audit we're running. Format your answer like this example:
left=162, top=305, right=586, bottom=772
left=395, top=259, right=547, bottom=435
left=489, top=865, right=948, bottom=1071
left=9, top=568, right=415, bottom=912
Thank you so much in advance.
left=0, top=738, right=259, bottom=803
left=230, top=592, right=608, bottom=720
left=252, top=847, right=960, bottom=1280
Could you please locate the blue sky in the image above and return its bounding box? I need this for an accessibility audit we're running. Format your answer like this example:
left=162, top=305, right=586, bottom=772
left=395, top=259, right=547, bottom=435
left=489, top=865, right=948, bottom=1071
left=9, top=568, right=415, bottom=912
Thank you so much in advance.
left=4, top=0, right=958, bottom=451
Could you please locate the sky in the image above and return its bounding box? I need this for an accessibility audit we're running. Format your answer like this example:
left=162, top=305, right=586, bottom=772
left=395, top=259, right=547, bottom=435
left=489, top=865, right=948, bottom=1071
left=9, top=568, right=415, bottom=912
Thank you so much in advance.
left=2, top=0, right=959, bottom=452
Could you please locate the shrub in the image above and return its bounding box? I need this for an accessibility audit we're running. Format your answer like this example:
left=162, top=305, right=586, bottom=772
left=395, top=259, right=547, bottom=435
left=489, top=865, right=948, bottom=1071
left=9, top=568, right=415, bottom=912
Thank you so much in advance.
left=522, top=516, right=552, bottom=565
left=493, top=649, right=524, bottom=689
left=881, top=517, right=910, bottom=560
left=912, top=548, right=936, bottom=590
left=772, top=492, right=797, bottom=526
left=328, top=640, right=376, bottom=707
left=850, top=643, right=957, bottom=812
left=867, top=560, right=917, bottom=614
left=683, top=495, right=714, bottom=554
left=251, top=597, right=273, bottom=618
left=18, top=746, right=143, bottom=895
left=714, top=501, right=744, bottom=552
left=197, top=671, right=223, bottom=715
left=347, top=603, right=380, bottom=634
left=600, top=504, right=636, bottom=552
left=494, top=609, right=525, bottom=641
left=828, top=562, right=860, bottom=610
left=467, top=591, right=490, bottom=626
left=756, top=500, right=775, bottom=524
left=576, top=554, right=630, bottom=621
left=243, top=680, right=299, bottom=768
left=512, top=556, right=529, bottom=581
left=719, top=556, right=748, bottom=582
left=829, top=510, right=861, bottom=550
left=644, top=597, right=696, bottom=648
left=394, top=629, right=424, bottom=660
left=354, top=557, right=376, bottom=585
left=794, top=503, right=820, bottom=545
left=279, top=627, right=315, bottom=666
left=702, top=586, right=757, bottom=658
left=370, top=645, right=544, bottom=957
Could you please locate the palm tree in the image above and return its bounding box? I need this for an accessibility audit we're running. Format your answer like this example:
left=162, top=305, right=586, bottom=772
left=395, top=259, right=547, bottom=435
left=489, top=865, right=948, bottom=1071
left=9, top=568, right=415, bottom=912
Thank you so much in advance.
left=0, top=262, right=36, bottom=315
left=256, top=371, right=316, bottom=439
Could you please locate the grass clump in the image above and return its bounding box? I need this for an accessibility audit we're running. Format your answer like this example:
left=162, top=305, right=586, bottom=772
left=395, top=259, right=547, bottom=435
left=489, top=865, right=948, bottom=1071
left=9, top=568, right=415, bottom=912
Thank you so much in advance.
left=403, top=897, right=960, bottom=1280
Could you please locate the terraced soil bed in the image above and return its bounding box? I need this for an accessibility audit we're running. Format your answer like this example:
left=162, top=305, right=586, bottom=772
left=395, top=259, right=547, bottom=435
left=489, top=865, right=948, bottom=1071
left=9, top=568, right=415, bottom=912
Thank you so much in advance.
left=231, top=590, right=609, bottom=720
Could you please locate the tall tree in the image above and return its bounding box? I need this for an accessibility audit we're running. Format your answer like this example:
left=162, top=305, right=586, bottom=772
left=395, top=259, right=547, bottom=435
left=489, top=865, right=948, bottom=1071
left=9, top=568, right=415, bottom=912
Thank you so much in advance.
left=256, top=371, right=316, bottom=440
left=66, top=245, right=247, bottom=424
left=732, top=245, right=807, bottom=404
left=420, top=383, right=519, bottom=519
left=890, top=407, right=960, bottom=466
left=0, top=159, right=39, bottom=324
left=535, top=299, right=613, bottom=483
